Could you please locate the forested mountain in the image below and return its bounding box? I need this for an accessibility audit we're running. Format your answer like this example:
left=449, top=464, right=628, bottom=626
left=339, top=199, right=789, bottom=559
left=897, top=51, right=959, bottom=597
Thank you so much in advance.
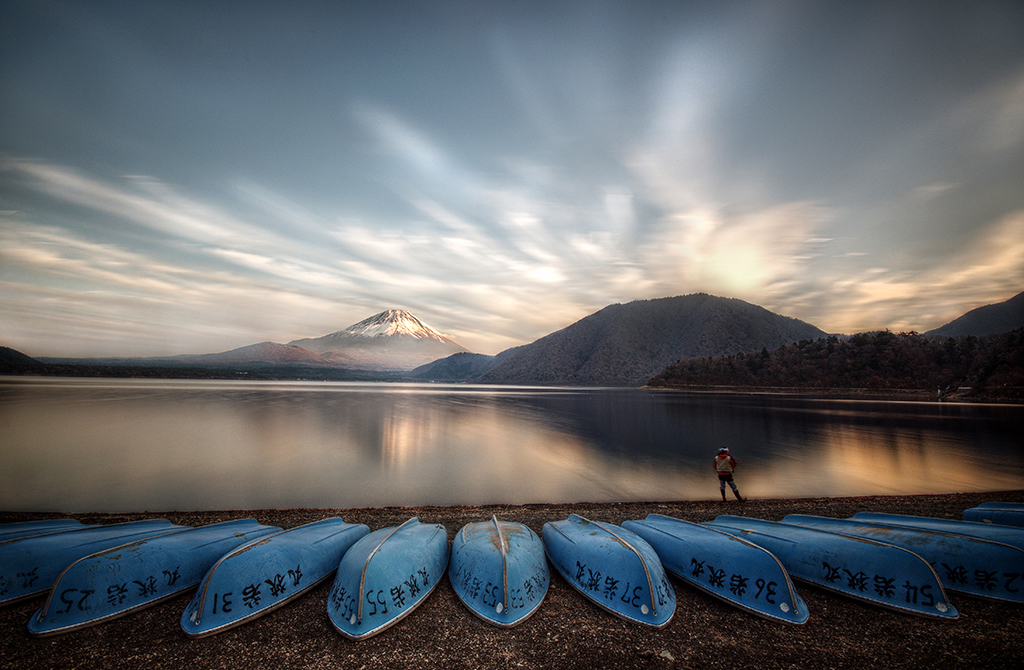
left=0, top=346, right=42, bottom=372
left=926, top=290, right=1024, bottom=337
left=648, top=329, right=1024, bottom=399
left=474, top=294, right=827, bottom=387
left=409, top=347, right=526, bottom=382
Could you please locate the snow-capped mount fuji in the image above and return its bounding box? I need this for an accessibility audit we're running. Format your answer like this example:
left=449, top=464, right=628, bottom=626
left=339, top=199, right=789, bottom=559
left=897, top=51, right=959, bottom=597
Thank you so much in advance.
left=334, top=309, right=455, bottom=342
left=289, top=309, right=467, bottom=370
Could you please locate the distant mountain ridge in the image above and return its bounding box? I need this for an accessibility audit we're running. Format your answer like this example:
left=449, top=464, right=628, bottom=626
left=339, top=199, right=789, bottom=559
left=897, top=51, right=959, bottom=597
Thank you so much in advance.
left=177, top=342, right=331, bottom=365
left=417, top=295, right=828, bottom=386
left=14, top=291, right=1023, bottom=384
left=926, top=290, right=1024, bottom=337
left=31, top=310, right=466, bottom=373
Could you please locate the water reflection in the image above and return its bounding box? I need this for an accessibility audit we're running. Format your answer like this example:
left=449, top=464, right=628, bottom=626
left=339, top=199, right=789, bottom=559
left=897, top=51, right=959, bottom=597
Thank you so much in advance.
left=1, top=378, right=1021, bottom=512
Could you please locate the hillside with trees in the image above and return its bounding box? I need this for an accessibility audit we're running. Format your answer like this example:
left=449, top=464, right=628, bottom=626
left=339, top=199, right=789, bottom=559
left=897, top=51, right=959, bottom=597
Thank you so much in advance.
left=926, top=290, right=1024, bottom=337
left=648, top=329, right=1024, bottom=399
left=475, top=294, right=827, bottom=387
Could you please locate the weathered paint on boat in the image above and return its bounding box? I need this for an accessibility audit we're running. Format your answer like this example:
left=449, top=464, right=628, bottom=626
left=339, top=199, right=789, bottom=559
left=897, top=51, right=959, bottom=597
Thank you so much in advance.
left=182, top=518, right=370, bottom=638
left=0, top=520, right=93, bottom=541
left=622, top=514, right=808, bottom=625
left=0, top=520, right=187, bottom=607
left=542, top=515, right=675, bottom=628
left=964, top=506, right=1024, bottom=527
left=851, top=512, right=1024, bottom=551
left=327, top=518, right=449, bottom=640
left=448, top=516, right=549, bottom=627
left=27, top=519, right=280, bottom=636
left=783, top=514, right=1024, bottom=604
left=705, top=516, right=957, bottom=619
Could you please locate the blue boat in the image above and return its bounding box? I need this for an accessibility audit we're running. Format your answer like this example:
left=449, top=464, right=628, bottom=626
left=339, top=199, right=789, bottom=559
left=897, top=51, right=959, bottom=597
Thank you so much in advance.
left=0, top=520, right=93, bottom=541
left=0, top=519, right=187, bottom=606
left=327, top=518, right=449, bottom=640
left=542, top=515, right=674, bottom=628
left=964, top=505, right=1024, bottom=527
left=851, top=512, right=1024, bottom=551
left=182, top=518, right=370, bottom=638
left=27, top=519, right=280, bottom=636
left=782, top=514, right=1024, bottom=605
left=623, top=514, right=808, bottom=625
left=705, top=516, right=957, bottom=619
left=448, top=516, right=549, bottom=627
left=976, top=502, right=1024, bottom=510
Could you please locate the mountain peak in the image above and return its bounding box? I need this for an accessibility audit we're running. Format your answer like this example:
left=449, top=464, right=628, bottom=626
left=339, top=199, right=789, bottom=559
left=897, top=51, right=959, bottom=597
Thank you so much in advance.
left=339, top=309, right=449, bottom=342
left=288, top=309, right=467, bottom=370
left=476, top=294, right=828, bottom=386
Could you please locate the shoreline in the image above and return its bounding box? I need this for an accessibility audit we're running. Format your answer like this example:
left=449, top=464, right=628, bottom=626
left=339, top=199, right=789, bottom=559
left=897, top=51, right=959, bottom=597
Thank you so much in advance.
left=3, top=491, right=1024, bottom=669
left=6, top=374, right=1024, bottom=405
left=642, top=384, right=1024, bottom=404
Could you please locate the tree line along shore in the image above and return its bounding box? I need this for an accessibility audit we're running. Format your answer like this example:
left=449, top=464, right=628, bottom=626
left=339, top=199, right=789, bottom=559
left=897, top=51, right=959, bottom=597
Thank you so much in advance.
left=649, top=329, right=1024, bottom=400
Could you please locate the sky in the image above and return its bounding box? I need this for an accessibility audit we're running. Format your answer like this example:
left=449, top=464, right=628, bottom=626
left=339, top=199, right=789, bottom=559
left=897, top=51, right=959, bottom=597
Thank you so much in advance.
left=2, top=1, right=1024, bottom=358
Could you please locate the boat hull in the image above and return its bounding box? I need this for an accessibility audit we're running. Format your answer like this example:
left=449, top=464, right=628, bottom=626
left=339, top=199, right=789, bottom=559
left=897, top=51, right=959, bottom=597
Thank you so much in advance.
left=448, top=517, right=549, bottom=627
left=623, top=514, right=808, bottom=625
left=964, top=506, right=1024, bottom=527
left=182, top=518, right=370, bottom=638
left=851, top=512, right=1024, bottom=551
left=327, top=518, right=449, bottom=640
left=1, top=520, right=187, bottom=607
left=27, top=519, right=280, bottom=636
left=705, top=516, right=957, bottom=619
left=976, top=502, right=1024, bottom=510
left=0, top=520, right=92, bottom=541
left=542, top=515, right=674, bottom=628
left=783, top=514, right=1024, bottom=604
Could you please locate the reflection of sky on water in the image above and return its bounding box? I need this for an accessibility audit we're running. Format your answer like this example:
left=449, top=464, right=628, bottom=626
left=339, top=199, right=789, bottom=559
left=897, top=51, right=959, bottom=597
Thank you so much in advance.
left=1, top=379, right=1021, bottom=512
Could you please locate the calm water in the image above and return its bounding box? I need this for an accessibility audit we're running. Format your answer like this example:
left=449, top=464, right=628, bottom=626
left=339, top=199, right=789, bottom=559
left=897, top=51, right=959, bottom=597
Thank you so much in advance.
left=2, top=377, right=1022, bottom=512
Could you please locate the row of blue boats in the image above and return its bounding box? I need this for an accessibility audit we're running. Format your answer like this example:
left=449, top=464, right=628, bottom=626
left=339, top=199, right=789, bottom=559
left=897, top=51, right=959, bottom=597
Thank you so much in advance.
left=2, top=502, right=1022, bottom=639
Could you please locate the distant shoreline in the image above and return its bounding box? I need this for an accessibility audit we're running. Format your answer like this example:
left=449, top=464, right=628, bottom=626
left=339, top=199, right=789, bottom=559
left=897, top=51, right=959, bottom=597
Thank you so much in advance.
left=6, top=372, right=1022, bottom=404
left=643, top=384, right=1024, bottom=404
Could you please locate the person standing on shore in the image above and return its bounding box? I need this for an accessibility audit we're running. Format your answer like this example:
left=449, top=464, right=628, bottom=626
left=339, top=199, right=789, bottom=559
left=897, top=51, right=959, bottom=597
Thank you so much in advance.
left=714, top=448, right=744, bottom=502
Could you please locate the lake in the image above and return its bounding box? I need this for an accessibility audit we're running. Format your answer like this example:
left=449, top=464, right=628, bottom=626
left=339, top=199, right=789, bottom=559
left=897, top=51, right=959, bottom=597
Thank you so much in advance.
left=1, top=377, right=1022, bottom=512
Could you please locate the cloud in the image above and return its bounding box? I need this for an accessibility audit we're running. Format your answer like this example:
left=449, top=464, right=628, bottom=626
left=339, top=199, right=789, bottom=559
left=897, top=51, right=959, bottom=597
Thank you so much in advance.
left=798, top=210, right=1024, bottom=334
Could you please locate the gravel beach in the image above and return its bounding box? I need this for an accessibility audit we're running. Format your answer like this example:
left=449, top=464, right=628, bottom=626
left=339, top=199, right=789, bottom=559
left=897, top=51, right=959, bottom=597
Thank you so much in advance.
left=3, top=491, right=1023, bottom=670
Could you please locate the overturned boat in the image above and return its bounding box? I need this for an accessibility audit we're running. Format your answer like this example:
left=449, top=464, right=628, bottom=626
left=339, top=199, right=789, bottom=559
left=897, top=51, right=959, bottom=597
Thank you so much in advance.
left=705, top=516, right=957, bottom=619
left=183, top=518, right=370, bottom=638
left=327, top=518, right=449, bottom=640
left=623, top=514, right=808, bottom=625
left=449, top=516, right=549, bottom=627
left=851, top=512, right=1024, bottom=551
left=542, top=515, right=674, bottom=628
left=976, top=502, right=1024, bottom=510
left=0, top=520, right=93, bottom=541
left=1, top=519, right=187, bottom=607
left=27, top=519, right=280, bottom=636
left=963, top=504, right=1024, bottom=528
left=782, top=514, right=1024, bottom=605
